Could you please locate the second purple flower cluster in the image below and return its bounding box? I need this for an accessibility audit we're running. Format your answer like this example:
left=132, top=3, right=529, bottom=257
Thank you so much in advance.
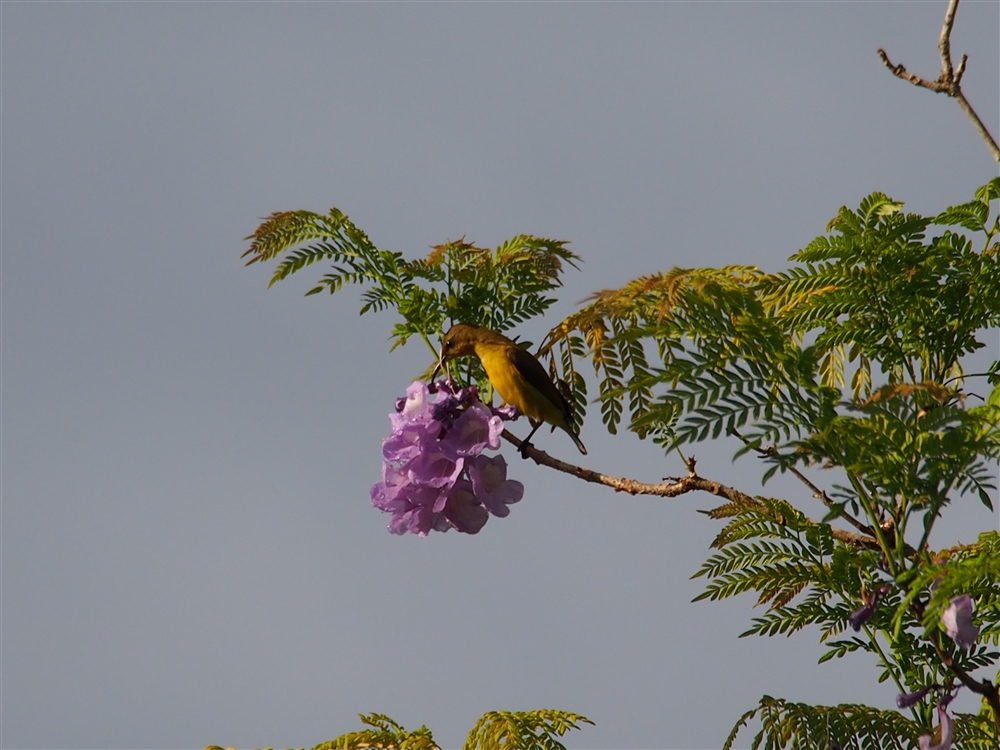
left=371, top=380, right=524, bottom=536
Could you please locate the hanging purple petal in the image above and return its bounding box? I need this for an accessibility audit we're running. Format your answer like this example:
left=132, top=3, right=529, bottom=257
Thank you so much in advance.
left=848, top=602, right=875, bottom=631
left=382, top=483, right=448, bottom=536
left=847, top=584, right=889, bottom=631
left=941, top=594, right=979, bottom=649
left=896, top=686, right=935, bottom=709
left=918, top=696, right=954, bottom=750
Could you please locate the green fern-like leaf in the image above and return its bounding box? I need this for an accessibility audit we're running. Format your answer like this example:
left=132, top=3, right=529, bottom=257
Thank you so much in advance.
left=312, top=714, right=440, bottom=750
left=244, top=212, right=583, bottom=371
left=462, top=710, right=593, bottom=750
left=722, top=696, right=921, bottom=750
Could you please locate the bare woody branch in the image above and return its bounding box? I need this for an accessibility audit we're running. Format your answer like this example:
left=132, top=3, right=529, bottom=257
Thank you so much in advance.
left=910, top=597, right=1000, bottom=734
left=501, top=430, right=881, bottom=551
left=728, top=428, right=877, bottom=536
left=936, top=640, right=1000, bottom=733
left=877, top=0, right=1000, bottom=162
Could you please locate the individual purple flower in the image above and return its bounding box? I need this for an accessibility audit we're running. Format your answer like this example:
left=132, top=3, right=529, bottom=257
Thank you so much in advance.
left=381, top=421, right=436, bottom=463
left=441, top=480, right=489, bottom=534
left=370, top=462, right=411, bottom=513
left=390, top=380, right=434, bottom=427
left=468, top=454, right=524, bottom=517
left=848, top=584, right=889, bottom=631
left=918, top=696, right=954, bottom=750
left=439, top=402, right=504, bottom=458
left=941, top=594, right=979, bottom=649
left=848, top=602, right=876, bottom=631
left=388, top=503, right=450, bottom=537
left=383, top=483, right=449, bottom=537
left=406, top=450, right=465, bottom=489
left=897, top=685, right=937, bottom=710
left=430, top=396, right=463, bottom=429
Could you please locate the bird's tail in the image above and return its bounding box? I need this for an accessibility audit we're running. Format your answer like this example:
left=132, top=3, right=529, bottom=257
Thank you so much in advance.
left=565, top=426, right=587, bottom=455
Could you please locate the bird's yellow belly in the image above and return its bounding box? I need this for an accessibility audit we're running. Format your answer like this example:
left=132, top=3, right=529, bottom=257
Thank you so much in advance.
left=477, top=346, right=562, bottom=425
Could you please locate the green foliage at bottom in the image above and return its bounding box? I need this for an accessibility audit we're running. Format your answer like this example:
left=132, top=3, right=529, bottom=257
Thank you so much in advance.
left=315, top=713, right=439, bottom=750
left=206, top=709, right=593, bottom=750
left=462, top=710, right=593, bottom=750
left=722, top=696, right=922, bottom=750
left=723, top=694, right=998, bottom=750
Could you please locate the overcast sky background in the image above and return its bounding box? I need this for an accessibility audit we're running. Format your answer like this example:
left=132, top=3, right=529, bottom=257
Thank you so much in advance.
left=3, top=2, right=999, bottom=749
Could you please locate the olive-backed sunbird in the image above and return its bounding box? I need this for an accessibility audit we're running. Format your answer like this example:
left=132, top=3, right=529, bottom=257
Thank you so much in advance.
left=432, top=323, right=587, bottom=457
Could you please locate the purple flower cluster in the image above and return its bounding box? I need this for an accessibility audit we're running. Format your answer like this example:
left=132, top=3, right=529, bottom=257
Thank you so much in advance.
left=371, top=380, right=524, bottom=536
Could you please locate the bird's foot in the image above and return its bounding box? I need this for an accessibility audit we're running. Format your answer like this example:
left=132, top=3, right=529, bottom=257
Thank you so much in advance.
left=518, top=441, right=533, bottom=460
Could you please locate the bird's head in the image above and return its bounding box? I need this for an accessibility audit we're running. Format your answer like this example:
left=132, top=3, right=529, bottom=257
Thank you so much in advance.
left=431, top=323, right=483, bottom=380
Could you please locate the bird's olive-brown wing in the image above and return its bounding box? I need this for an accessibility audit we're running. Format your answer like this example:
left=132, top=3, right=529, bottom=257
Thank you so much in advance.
left=506, top=345, right=575, bottom=426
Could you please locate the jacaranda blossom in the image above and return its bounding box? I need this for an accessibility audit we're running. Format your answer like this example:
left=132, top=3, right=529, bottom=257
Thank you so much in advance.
left=468, top=454, right=524, bottom=518
left=848, top=601, right=877, bottom=632
left=371, top=380, right=519, bottom=536
left=941, top=594, right=979, bottom=649
left=848, top=585, right=889, bottom=631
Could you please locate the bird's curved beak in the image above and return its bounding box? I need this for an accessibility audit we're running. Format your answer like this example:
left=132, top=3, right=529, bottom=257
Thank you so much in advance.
left=430, top=358, right=444, bottom=382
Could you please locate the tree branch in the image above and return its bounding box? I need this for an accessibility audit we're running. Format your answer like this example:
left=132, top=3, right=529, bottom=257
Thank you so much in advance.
left=934, top=639, right=1000, bottom=734
left=938, top=0, right=959, bottom=81
left=877, top=0, right=1000, bottom=163
left=729, top=429, right=876, bottom=538
left=502, top=430, right=881, bottom=550
left=904, top=598, right=1000, bottom=734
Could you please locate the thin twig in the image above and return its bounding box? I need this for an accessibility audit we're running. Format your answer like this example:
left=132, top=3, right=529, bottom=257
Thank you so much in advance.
left=877, top=0, right=1000, bottom=163
left=941, top=371, right=997, bottom=387
left=938, top=0, right=959, bottom=81
left=501, top=430, right=881, bottom=550
left=729, top=429, right=877, bottom=538
left=877, top=49, right=946, bottom=93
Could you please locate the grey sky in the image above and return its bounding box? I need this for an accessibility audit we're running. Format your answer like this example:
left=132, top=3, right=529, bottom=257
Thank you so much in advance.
left=3, top=2, right=998, bottom=749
